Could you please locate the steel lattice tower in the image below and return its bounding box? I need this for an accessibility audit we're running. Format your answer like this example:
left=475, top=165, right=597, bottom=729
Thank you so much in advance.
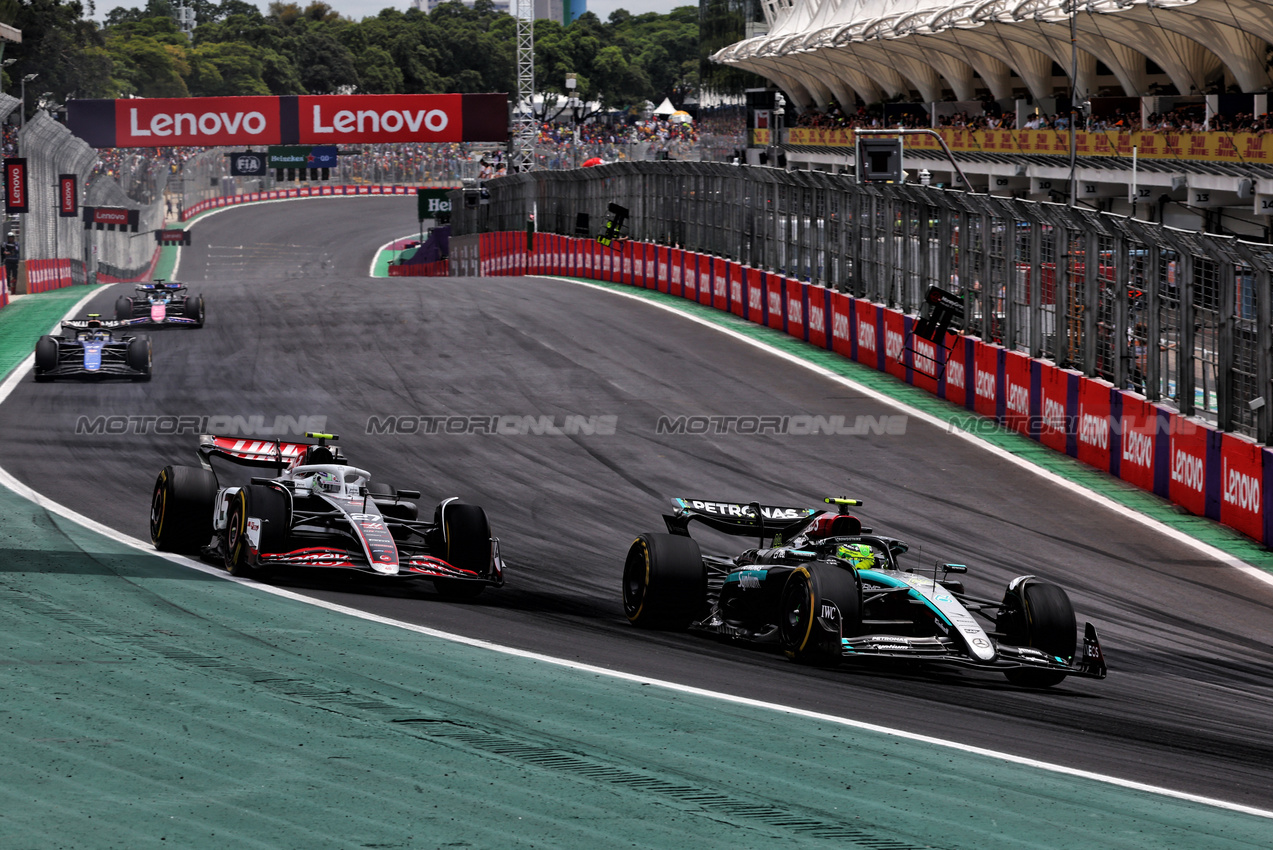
left=511, top=0, right=536, bottom=172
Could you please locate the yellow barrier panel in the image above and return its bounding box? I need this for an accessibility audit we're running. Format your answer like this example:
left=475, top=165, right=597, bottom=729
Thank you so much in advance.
left=784, top=128, right=1273, bottom=163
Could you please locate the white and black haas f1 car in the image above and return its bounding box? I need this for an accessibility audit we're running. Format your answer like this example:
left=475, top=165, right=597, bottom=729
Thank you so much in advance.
left=623, top=497, right=1106, bottom=688
left=116, top=280, right=205, bottom=328
left=149, top=433, right=505, bottom=599
left=33, top=315, right=151, bottom=382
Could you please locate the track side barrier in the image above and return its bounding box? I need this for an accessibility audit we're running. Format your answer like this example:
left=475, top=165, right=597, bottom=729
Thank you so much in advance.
left=466, top=232, right=1271, bottom=547
left=179, top=185, right=424, bottom=222
left=96, top=247, right=162, bottom=284
left=23, top=259, right=84, bottom=294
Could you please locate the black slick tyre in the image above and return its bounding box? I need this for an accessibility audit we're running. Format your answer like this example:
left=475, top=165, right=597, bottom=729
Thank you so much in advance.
left=115, top=296, right=134, bottom=321
left=434, top=502, right=491, bottom=600
left=223, top=485, right=290, bottom=578
left=150, top=465, right=218, bottom=554
left=184, top=294, right=205, bottom=327
left=622, top=532, right=705, bottom=629
left=34, top=336, right=58, bottom=382
left=779, top=562, right=861, bottom=666
left=127, top=336, right=151, bottom=381
left=367, top=482, right=419, bottom=521
left=998, top=580, right=1076, bottom=688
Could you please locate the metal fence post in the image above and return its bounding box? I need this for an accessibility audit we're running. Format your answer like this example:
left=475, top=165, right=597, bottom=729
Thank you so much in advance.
left=1217, top=260, right=1236, bottom=432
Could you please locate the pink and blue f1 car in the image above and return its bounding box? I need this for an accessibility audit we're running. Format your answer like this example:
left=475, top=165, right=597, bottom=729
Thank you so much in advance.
left=116, top=280, right=205, bottom=328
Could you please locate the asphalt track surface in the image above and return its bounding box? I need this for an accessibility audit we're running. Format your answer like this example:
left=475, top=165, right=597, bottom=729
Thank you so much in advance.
left=3, top=196, right=1272, bottom=811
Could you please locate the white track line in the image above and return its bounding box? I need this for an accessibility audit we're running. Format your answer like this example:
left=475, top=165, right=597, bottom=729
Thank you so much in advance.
left=1, top=272, right=1270, bottom=820
left=537, top=274, right=1273, bottom=591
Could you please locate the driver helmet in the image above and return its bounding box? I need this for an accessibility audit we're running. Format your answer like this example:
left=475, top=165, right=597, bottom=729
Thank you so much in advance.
left=835, top=543, right=875, bottom=570
left=311, top=470, right=342, bottom=494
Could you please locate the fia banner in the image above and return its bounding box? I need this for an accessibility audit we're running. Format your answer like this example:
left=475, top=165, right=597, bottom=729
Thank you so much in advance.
left=228, top=151, right=267, bottom=177
left=59, top=174, right=78, bottom=217
left=4, top=158, right=27, bottom=213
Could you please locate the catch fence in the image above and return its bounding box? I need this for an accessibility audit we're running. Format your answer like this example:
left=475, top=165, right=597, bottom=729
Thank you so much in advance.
left=17, top=111, right=164, bottom=281
left=455, top=162, right=1273, bottom=443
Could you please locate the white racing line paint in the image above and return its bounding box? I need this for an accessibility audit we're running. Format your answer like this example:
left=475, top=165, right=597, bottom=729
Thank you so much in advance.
left=541, top=274, right=1273, bottom=593
left=2, top=274, right=1271, bottom=821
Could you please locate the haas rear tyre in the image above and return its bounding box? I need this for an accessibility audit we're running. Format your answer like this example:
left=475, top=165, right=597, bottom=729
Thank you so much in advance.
left=622, top=533, right=705, bottom=629
left=115, top=296, right=134, bottom=321
left=34, top=336, right=58, bottom=382
left=367, top=482, right=419, bottom=521
left=998, top=579, right=1076, bottom=688
left=434, top=502, right=491, bottom=600
left=127, top=336, right=151, bottom=381
left=224, top=485, right=290, bottom=578
left=780, top=562, right=862, bottom=666
left=150, top=465, right=218, bottom=554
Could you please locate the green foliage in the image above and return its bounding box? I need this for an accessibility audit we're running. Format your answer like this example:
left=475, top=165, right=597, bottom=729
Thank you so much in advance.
left=6, top=0, right=699, bottom=109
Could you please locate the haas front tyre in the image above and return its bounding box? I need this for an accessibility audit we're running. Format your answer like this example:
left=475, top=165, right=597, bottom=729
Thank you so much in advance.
left=150, top=465, right=218, bottom=554
left=433, top=502, right=491, bottom=600
left=997, top=578, right=1076, bottom=688
left=223, top=485, right=290, bottom=578
left=780, top=563, right=861, bottom=667
left=622, top=533, right=705, bottom=629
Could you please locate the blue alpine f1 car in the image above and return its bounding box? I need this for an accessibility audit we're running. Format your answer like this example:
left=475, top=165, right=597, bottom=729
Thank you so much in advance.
left=34, top=315, right=151, bottom=382
left=623, top=496, right=1106, bottom=688
left=116, top=280, right=204, bottom=328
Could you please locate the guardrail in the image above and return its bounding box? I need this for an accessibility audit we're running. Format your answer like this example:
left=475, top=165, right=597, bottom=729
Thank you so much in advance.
left=179, top=184, right=420, bottom=221
left=453, top=231, right=1271, bottom=548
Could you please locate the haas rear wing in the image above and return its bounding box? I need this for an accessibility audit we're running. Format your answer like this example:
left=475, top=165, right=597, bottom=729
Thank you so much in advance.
left=664, top=497, right=820, bottom=541
left=198, top=435, right=309, bottom=471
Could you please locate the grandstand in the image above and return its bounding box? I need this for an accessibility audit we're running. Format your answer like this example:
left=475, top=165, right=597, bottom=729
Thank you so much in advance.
left=710, top=0, right=1273, bottom=239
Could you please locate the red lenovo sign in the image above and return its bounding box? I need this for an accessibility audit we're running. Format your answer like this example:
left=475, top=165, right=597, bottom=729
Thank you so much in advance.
left=68, top=94, right=508, bottom=148
left=300, top=94, right=463, bottom=143
left=4, top=158, right=26, bottom=213
left=92, top=207, right=130, bottom=225
left=117, top=96, right=281, bottom=146
left=59, top=174, right=78, bottom=217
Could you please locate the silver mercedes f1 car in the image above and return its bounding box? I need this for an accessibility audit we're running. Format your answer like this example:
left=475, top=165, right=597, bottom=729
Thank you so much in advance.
left=623, top=496, right=1106, bottom=687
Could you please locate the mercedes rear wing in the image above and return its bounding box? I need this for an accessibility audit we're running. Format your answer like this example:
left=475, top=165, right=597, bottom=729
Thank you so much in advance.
left=664, top=497, right=820, bottom=543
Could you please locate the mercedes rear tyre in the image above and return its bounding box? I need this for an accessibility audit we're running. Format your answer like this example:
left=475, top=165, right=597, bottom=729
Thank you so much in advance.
left=150, top=465, right=218, bottom=554
left=780, top=562, right=861, bottom=666
left=223, top=485, right=290, bottom=578
left=998, top=579, right=1076, bottom=688
left=433, top=502, right=491, bottom=600
left=34, top=336, right=58, bottom=382
left=127, top=336, right=151, bottom=382
left=622, top=532, right=705, bottom=629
